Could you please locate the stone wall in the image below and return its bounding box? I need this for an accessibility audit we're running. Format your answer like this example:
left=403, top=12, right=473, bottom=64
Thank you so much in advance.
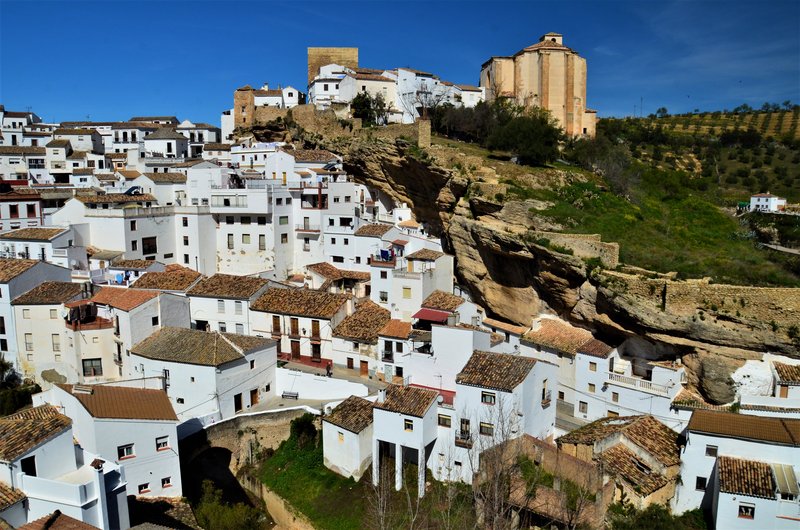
left=307, top=47, right=358, bottom=84
left=239, top=474, right=316, bottom=530
left=601, top=270, right=800, bottom=329
left=531, top=230, right=619, bottom=268
left=417, top=120, right=431, bottom=148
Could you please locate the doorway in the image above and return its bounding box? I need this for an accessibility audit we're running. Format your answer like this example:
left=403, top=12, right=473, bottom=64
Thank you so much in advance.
left=360, top=360, right=369, bottom=377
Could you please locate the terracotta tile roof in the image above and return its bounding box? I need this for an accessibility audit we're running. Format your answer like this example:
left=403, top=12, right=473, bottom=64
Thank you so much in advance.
left=66, top=150, right=88, bottom=161
left=0, top=258, right=38, bottom=283
left=308, top=167, right=346, bottom=174
left=141, top=172, right=187, bottom=184
left=90, top=286, right=159, bottom=312
left=558, top=415, right=680, bottom=467
left=188, top=273, right=268, bottom=300
left=117, top=170, right=142, bottom=179
left=522, top=39, right=576, bottom=54
left=171, top=159, right=207, bottom=168
left=379, top=319, right=413, bottom=339
left=456, top=350, right=537, bottom=392
left=374, top=384, right=438, bottom=418
left=457, top=84, right=482, bottom=92
left=12, top=282, right=83, bottom=305
left=58, top=384, right=177, bottom=421
left=133, top=270, right=202, bottom=291
left=95, top=173, right=118, bottom=181
left=46, top=139, right=71, bottom=148
left=671, top=389, right=728, bottom=411
left=333, top=300, right=391, bottom=343
left=354, top=73, right=392, bottom=82
left=0, top=405, right=72, bottom=462
left=482, top=317, right=528, bottom=336
left=355, top=223, right=393, bottom=237
left=774, top=362, right=800, bottom=385
left=0, top=482, right=26, bottom=511
left=406, top=248, right=444, bottom=261
left=88, top=249, right=124, bottom=261
left=579, top=338, right=615, bottom=358
left=598, top=444, right=670, bottom=496
left=131, top=327, right=272, bottom=367
left=204, top=143, right=231, bottom=151
left=688, top=409, right=800, bottom=446
left=398, top=219, right=420, bottom=228
left=286, top=148, right=338, bottom=163
left=718, top=456, right=776, bottom=499
left=0, top=227, right=66, bottom=241
left=18, top=511, right=98, bottom=530
left=111, top=259, right=158, bottom=270
left=324, top=396, right=374, bottom=433
left=130, top=116, right=178, bottom=122
left=251, top=288, right=349, bottom=319
left=75, top=193, right=156, bottom=204
left=307, top=262, right=370, bottom=282
left=54, top=128, right=97, bottom=136
left=422, top=290, right=464, bottom=312
left=0, top=146, right=45, bottom=155
left=72, top=168, right=94, bottom=176
left=144, top=128, right=186, bottom=141
left=521, top=318, right=593, bottom=356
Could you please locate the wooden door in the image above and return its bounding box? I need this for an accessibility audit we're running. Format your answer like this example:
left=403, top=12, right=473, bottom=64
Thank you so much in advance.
left=347, top=357, right=354, bottom=370
left=272, top=315, right=281, bottom=336
left=360, top=360, right=369, bottom=377
left=250, top=388, right=259, bottom=406
left=290, top=340, right=300, bottom=359
left=234, top=393, right=242, bottom=413
left=290, top=318, right=299, bottom=336
left=311, top=320, right=320, bottom=338
left=780, top=385, right=789, bottom=398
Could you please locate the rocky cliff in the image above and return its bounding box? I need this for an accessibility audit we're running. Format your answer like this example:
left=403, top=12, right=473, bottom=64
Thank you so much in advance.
left=248, top=108, right=799, bottom=403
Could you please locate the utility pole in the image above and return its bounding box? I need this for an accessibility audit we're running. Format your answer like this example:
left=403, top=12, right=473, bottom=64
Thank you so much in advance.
left=640, top=96, right=643, bottom=118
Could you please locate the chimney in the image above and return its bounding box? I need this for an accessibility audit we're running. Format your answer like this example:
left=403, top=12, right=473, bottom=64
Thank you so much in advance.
left=447, top=312, right=457, bottom=327
left=378, top=388, right=386, bottom=403
left=530, top=317, right=543, bottom=332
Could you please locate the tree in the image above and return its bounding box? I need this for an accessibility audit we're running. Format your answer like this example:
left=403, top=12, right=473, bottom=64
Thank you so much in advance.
left=399, top=78, right=449, bottom=122
left=193, top=480, right=265, bottom=530
left=656, top=107, right=669, bottom=118
left=351, top=92, right=376, bottom=125
left=486, top=107, right=562, bottom=166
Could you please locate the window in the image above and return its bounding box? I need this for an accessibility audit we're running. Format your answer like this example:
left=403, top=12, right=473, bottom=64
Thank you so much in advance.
left=130, top=220, right=137, bottom=231
left=50, top=309, right=57, bottom=319
left=276, top=198, right=283, bottom=205
left=345, top=196, right=351, bottom=203
left=132, top=240, right=138, bottom=251
left=142, top=236, right=157, bottom=255
left=481, top=391, right=496, bottom=405
left=226, top=216, right=234, bottom=225
left=333, top=256, right=344, bottom=263
left=257, top=216, right=266, bottom=225
left=151, top=316, right=159, bottom=326
left=333, top=196, right=340, bottom=203
left=738, top=503, right=755, bottom=519
left=242, top=234, right=251, bottom=244
left=0, top=339, right=6, bottom=352
left=183, top=236, right=189, bottom=246
left=236, top=323, right=244, bottom=334
left=156, top=436, right=169, bottom=451
left=249, top=359, right=255, bottom=369
left=588, top=383, right=596, bottom=393
left=589, top=361, right=597, bottom=372
left=219, top=322, right=227, bottom=332
left=331, top=237, right=336, bottom=245
left=227, top=234, right=234, bottom=249
left=285, top=197, right=292, bottom=204
left=479, top=422, right=495, bottom=436
left=578, top=401, right=588, bottom=414
left=402, top=287, right=412, bottom=299
left=379, top=291, right=388, bottom=302
left=338, top=431, right=344, bottom=443
left=161, top=477, right=172, bottom=488
left=25, top=333, right=33, bottom=351
left=279, top=216, right=288, bottom=225
left=83, top=358, right=103, bottom=376
left=51, top=334, right=60, bottom=352
left=234, top=301, right=243, bottom=315
left=184, top=254, right=190, bottom=264
left=344, top=238, right=349, bottom=246
left=117, top=444, right=135, bottom=460
left=438, top=414, right=452, bottom=428
left=281, top=233, right=288, bottom=244
left=26, top=204, right=37, bottom=218
left=695, top=476, right=707, bottom=491
left=396, top=342, right=403, bottom=353
left=705, top=445, right=718, bottom=457
left=9, top=205, right=18, bottom=218
left=611, top=392, right=619, bottom=403
left=138, top=483, right=150, bottom=494
left=329, top=218, right=335, bottom=226
left=558, top=391, right=565, bottom=400
left=182, top=217, right=188, bottom=227
left=404, top=419, right=414, bottom=431
left=241, top=216, right=251, bottom=225
left=22, top=309, right=30, bottom=319
left=216, top=300, right=225, bottom=313
left=259, top=234, right=266, bottom=250
left=380, top=270, right=388, bottom=280
left=177, top=398, right=185, bottom=404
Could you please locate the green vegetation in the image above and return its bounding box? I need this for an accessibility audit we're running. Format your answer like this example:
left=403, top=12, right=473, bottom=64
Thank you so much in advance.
left=0, top=356, right=41, bottom=415
left=260, top=414, right=368, bottom=529
left=608, top=503, right=707, bottom=530
left=193, top=480, right=268, bottom=530
left=350, top=92, right=391, bottom=126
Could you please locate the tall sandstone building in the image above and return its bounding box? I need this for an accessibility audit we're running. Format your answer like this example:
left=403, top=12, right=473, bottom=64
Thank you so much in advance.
left=479, top=33, right=596, bottom=137
left=307, top=47, right=358, bottom=85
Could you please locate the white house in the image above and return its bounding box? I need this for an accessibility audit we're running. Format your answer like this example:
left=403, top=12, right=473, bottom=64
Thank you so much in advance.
left=0, top=186, right=44, bottom=231
left=331, top=299, right=391, bottom=379
left=0, top=405, right=130, bottom=529
left=750, top=193, right=787, bottom=213
left=34, top=383, right=183, bottom=499
left=186, top=273, right=269, bottom=334
left=129, top=327, right=277, bottom=437
left=672, top=409, right=800, bottom=515
left=251, top=288, right=351, bottom=364
left=372, top=384, right=439, bottom=498
left=322, top=395, right=374, bottom=480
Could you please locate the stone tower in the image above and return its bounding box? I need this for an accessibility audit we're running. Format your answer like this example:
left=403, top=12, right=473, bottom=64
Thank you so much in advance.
left=307, top=47, right=358, bottom=85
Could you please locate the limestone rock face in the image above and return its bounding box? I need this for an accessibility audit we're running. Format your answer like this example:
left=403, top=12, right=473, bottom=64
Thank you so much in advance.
left=699, top=356, right=738, bottom=404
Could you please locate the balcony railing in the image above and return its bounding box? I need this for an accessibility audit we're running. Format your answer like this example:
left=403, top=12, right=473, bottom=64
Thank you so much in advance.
left=382, top=352, right=394, bottom=363
left=455, top=430, right=473, bottom=449
left=296, top=224, right=320, bottom=232
left=541, top=390, right=552, bottom=408
left=606, top=372, right=670, bottom=395
left=393, top=270, right=422, bottom=280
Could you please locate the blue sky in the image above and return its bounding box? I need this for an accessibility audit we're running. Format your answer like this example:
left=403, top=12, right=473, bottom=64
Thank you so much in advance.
left=1, top=0, right=798, bottom=125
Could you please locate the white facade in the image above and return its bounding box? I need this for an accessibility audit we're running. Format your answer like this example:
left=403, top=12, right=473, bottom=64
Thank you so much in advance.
left=750, top=194, right=787, bottom=212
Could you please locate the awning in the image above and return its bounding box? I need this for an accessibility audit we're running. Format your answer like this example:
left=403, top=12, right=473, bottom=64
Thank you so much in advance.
left=392, top=239, right=409, bottom=246
left=772, top=463, right=799, bottom=495
left=412, top=308, right=450, bottom=322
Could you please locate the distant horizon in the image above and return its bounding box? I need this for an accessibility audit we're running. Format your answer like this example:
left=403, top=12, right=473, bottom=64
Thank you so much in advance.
left=1, top=0, right=798, bottom=126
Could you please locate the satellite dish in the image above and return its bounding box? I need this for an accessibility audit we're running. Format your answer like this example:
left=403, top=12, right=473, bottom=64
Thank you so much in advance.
left=437, top=395, right=444, bottom=405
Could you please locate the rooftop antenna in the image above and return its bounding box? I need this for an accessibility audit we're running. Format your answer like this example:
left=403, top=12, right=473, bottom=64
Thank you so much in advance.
left=25, top=106, right=32, bottom=113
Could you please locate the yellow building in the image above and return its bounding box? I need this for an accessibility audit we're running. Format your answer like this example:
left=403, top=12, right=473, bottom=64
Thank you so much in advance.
left=480, top=33, right=596, bottom=137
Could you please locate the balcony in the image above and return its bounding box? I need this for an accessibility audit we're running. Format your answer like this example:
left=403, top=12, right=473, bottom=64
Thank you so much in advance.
left=393, top=270, right=422, bottom=280
left=382, top=352, right=394, bottom=363
left=296, top=224, right=320, bottom=233
left=455, top=430, right=473, bottom=449
left=369, top=254, right=396, bottom=268
left=66, top=317, right=114, bottom=332
left=606, top=372, right=671, bottom=396
left=541, top=390, right=552, bottom=408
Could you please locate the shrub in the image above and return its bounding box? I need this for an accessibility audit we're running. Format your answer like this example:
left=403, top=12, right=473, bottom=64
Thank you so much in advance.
left=194, top=480, right=264, bottom=530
